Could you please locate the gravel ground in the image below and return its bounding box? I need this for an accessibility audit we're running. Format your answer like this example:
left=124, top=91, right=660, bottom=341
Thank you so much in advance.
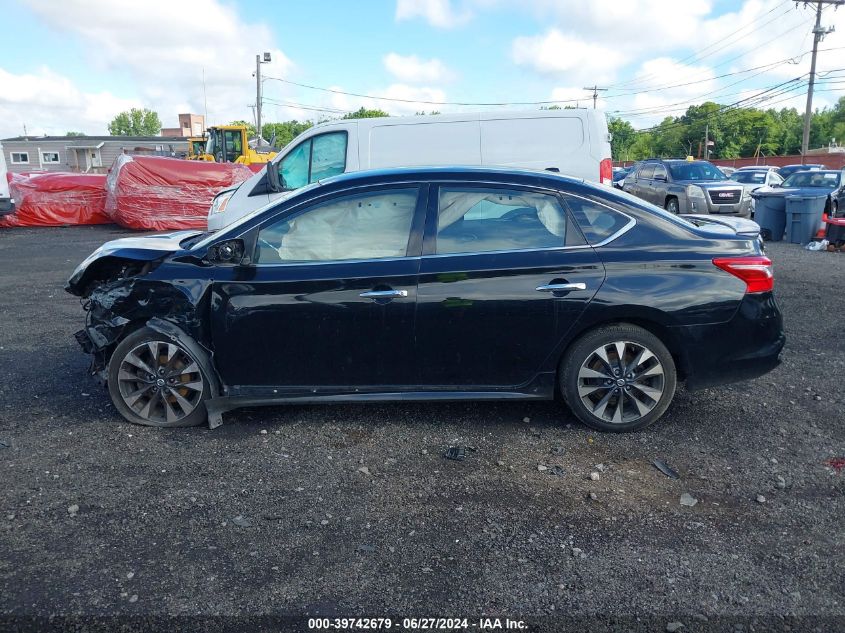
left=0, top=225, right=843, bottom=632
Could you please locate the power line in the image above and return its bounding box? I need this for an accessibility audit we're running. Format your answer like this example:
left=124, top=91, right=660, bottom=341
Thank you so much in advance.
left=629, top=76, right=809, bottom=135
left=609, top=1, right=796, bottom=91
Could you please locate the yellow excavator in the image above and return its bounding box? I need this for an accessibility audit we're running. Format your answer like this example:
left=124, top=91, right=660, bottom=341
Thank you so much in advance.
left=186, top=136, right=207, bottom=160
left=189, top=125, right=277, bottom=165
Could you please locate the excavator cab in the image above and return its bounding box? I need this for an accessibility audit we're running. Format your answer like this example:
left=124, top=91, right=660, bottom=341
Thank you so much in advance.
left=204, top=127, right=245, bottom=163
left=187, top=137, right=207, bottom=160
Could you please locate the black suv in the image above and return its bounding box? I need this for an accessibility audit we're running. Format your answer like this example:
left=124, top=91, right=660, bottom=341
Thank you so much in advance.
left=623, top=159, right=751, bottom=217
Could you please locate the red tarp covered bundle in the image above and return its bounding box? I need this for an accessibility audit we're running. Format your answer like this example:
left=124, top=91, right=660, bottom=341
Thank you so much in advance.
left=105, top=155, right=254, bottom=230
left=0, top=172, right=109, bottom=228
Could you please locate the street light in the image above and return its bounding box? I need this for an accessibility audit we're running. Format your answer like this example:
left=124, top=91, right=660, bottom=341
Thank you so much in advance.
left=255, top=52, right=271, bottom=141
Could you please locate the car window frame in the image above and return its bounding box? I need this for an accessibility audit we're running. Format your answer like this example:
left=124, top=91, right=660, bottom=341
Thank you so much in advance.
left=421, top=181, right=591, bottom=258
left=252, top=181, right=429, bottom=267
left=652, top=164, right=668, bottom=181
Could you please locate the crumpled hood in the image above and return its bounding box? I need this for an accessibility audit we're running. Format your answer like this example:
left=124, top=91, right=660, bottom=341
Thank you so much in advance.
left=66, top=230, right=202, bottom=295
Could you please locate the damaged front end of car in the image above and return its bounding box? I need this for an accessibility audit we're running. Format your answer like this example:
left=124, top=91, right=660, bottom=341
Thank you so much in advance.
left=65, top=232, right=212, bottom=383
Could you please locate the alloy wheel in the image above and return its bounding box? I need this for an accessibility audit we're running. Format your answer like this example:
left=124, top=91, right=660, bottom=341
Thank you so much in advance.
left=116, top=341, right=204, bottom=424
left=577, top=340, right=665, bottom=424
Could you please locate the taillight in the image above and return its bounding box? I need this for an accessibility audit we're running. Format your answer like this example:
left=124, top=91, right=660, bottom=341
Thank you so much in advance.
left=600, top=158, right=612, bottom=186
left=712, top=256, right=773, bottom=293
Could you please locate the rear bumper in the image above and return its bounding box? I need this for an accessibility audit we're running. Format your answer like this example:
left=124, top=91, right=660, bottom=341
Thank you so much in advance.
left=672, top=292, right=785, bottom=390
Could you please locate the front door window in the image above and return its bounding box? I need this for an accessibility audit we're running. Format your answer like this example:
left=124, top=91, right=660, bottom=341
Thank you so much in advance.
left=257, top=188, right=419, bottom=264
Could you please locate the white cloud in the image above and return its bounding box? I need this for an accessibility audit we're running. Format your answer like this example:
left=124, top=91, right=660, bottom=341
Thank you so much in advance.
left=0, top=66, right=140, bottom=137
left=15, top=0, right=297, bottom=135
left=395, top=0, right=472, bottom=28
left=511, top=29, right=623, bottom=83
left=520, top=0, right=712, bottom=54
left=383, top=53, right=455, bottom=83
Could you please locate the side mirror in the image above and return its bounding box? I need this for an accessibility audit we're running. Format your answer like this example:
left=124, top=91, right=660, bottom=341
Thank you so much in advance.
left=266, top=161, right=281, bottom=193
left=771, top=183, right=781, bottom=188
left=205, top=239, right=246, bottom=265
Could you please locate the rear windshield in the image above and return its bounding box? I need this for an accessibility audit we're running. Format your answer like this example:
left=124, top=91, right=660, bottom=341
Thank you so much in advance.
left=733, top=171, right=767, bottom=184
left=782, top=171, right=840, bottom=189
left=667, top=162, right=727, bottom=181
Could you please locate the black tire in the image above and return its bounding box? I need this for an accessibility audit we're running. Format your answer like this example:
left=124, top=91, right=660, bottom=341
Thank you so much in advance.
left=107, top=327, right=210, bottom=428
left=665, top=197, right=679, bottom=214
left=560, top=324, right=677, bottom=432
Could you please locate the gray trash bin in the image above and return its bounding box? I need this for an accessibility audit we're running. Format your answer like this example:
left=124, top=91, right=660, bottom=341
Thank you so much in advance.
left=785, top=194, right=827, bottom=244
left=752, top=194, right=786, bottom=241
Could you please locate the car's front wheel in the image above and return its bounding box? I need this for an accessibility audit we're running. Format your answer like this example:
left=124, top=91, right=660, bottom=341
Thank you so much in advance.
left=560, top=324, right=677, bottom=432
left=107, top=327, right=210, bottom=427
left=665, top=197, right=679, bottom=214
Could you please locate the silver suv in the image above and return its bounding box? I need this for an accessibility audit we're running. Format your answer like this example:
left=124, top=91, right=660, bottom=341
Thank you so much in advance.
left=623, top=159, right=752, bottom=218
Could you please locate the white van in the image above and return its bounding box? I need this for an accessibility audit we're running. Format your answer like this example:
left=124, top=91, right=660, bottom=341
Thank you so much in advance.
left=207, top=109, right=612, bottom=230
left=0, top=144, right=13, bottom=216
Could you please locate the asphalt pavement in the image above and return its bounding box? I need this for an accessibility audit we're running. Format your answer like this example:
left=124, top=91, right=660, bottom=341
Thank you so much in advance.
left=0, top=225, right=843, bottom=632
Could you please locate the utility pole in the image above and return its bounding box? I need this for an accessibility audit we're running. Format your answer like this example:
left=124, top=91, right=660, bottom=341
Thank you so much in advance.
left=582, top=85, right=608, bottom=109
left=704, top=124, right=710, bottom=160
left=254, top=52, right=271, bottom=142
left=800, top=0, right=843, bottom=160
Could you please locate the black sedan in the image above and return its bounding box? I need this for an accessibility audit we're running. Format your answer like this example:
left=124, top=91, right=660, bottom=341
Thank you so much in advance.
left=66, top=167, right=785, bottom=432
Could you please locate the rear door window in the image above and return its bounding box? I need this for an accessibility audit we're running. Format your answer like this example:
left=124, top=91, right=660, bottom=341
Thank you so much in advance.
left=562, top=194, right=632, bottom=245
left=638, top=165, right=655, bottom=180
left=434, top=187, right=585, bottom=255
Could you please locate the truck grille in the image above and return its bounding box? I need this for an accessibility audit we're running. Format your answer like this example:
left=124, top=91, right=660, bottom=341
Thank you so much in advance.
left=707, top=188, right=741, bottom=205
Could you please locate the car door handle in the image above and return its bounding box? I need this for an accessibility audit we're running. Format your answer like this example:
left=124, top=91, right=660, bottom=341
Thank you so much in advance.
left=535, top=283, right=587, bottom=292
left=359, top=289, right=408, bottom=299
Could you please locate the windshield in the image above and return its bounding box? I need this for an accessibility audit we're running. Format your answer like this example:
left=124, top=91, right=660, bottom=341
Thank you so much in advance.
left=733, top=171, right=767, bottom=184
left=782, top=171, right=840, bottom=189
left=667, top=162, right=727, bottom=181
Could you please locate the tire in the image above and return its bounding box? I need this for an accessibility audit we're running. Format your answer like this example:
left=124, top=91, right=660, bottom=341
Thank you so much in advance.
left=665, top=197, right=680, bottom=214
left=107, top=327, right=210, bottom=428
left=560, top=324, right=677, bottom=432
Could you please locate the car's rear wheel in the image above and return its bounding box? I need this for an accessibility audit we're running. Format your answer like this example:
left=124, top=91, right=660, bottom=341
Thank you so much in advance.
left=107, top=327, right=210, bottom=427
left=665, top=197, right=679, bottom=214
left=560, top=324, right=677, bottom=432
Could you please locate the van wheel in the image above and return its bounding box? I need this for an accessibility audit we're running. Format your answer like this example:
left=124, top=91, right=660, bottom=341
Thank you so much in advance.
left=560, top=324, right=677, bottom=432
left=107, top=327, right=210, bottom=427
left=665, top=197, right=679, bottom=214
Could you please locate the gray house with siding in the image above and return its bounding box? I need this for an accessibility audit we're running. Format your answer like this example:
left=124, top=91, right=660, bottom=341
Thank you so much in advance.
left=1, top=135, right=189, bottom=175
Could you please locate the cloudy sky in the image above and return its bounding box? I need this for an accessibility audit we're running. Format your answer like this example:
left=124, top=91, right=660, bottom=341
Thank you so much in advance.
left=1, top=0, right=844, bottom=139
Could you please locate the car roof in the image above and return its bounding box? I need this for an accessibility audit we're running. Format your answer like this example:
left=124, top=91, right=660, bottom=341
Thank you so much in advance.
left=314, top=165, right=587, bottom=188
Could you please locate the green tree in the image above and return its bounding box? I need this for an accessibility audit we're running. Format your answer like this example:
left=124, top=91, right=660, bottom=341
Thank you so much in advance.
left=65, top=131, right=85, bottom=136
left=107, top=108, right=162, bottom=136
left=228, top=120, right=256, bottom=138
left=608, top=116, right=635, bottom=161
left=261, top=120, right=314, bottom=147
left=342, top=107, right=390, bottom=119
